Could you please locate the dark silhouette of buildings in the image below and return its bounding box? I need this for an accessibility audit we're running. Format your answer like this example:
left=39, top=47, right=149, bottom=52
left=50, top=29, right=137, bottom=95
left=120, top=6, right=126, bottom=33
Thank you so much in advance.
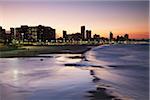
left=93, top=34, right=100, bottom=42
left=109, top=32, right=113, bottom=41
left=93, top=34, right=100, bottom=39
left=63, top=30, right=67, bottom=42
left=67, top=32, right=82, bottom=42
left=0, top=27, right=12, bottom=44
left=124, top=34, right=129, bottom=41
left=86, top=30, right=91, bottom=40
left=118, top=36, right=124, bottom=41
left=116, top=34, right=129, bottom=43
left=20, top=25, right=28, bottom=40
left=62, top=26, right=89, bottom=42
left=81, top=26, right=85, bottom=40
left=41, top=26, right=55, bottom=42
left=0, top=25, right=131, bottom=45
left=0, top=27, right=5, bottom=42
left=5, top=31, right=13, bottom=44
left=0, top=27, right=3, bottom=41
left=10, top=25, right=56, bottom=43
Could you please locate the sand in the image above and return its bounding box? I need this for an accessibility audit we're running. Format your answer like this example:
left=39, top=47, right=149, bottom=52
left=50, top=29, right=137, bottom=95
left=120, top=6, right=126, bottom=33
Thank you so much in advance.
left=0, top=44, right=121, bottom=100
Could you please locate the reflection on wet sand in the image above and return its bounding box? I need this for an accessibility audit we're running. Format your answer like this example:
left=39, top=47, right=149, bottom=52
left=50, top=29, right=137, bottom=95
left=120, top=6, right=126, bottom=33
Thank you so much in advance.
left=87, top=68, right=121, bottom=100
left=0, top=54, right=92, bottom=100
left=13, top=69, right=19, bottom=81
left=0, top=54, right=124, bottom=100
left=90, top=70, right=101, bottom=83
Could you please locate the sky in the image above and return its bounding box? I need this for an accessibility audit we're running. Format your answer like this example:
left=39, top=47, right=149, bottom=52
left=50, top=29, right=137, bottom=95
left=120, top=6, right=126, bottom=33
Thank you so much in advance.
left=0, top=0, right=149, bottom=39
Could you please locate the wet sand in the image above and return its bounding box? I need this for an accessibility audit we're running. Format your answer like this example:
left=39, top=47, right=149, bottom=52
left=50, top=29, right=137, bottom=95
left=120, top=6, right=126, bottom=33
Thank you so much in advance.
left=0, top=45, right=122, bottom=100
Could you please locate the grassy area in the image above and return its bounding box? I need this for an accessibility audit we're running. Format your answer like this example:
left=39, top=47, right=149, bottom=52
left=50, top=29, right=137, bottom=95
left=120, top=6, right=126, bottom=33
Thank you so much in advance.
left=0, top=45, right=98, bottom=58
left=0, top=44, right=26, bottom=51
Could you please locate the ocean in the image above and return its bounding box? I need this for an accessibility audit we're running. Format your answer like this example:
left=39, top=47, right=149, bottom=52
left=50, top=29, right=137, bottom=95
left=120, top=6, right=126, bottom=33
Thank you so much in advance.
left=85, top=44, right=149, bottom=100
left=0, top=44, right=149, bottom=100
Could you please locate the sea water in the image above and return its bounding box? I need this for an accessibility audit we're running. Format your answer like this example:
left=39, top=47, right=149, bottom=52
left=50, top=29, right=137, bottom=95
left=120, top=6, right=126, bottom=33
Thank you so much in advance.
left=0, top=53, right=95, bottom=100
left=0, top=44, right=149, bottom=100
left=85, top=44, right=149, bottom=100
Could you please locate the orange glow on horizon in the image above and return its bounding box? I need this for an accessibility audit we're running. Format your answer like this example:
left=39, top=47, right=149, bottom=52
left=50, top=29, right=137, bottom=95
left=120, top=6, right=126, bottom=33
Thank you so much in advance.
left=0, top=1, right=149, bottom=39
left=3, top=25, right=149, bottom=39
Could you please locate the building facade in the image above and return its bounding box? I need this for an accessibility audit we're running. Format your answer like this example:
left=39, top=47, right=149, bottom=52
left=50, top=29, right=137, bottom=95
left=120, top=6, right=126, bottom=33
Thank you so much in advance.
left=81, top=26, right=85, bottom=40
left=109, top=32, right=113, bottom=41
left=10, top=25, right=56, bottom=42
left=86, top=30, right=91, bottom=40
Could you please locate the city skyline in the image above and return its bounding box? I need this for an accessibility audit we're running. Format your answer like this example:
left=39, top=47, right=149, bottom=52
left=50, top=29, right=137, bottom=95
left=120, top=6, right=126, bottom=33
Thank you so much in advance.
left=0, top=1, right=149, bottom=39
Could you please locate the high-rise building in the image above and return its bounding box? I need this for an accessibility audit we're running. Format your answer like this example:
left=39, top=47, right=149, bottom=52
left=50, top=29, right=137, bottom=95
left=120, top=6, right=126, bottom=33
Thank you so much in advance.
left=109, top=32, right=113, bottom=41
left=10, top=25, right=56, bottom=42
left=37, top=25, right=55, bottom=42
left=86, top=30, right=91, bottom=40
left=15, top=27, right=22, bottom=41
left=28, top=26, right=38, bottom=42
left=124, top=34, right=129, bottom=40
left=117, top=35, right=120, bottom=41
left=21, top=25, right=29, bottom=41
left=10, top=28, right=14, bottom=36
left=63, top=30, right=67, bottom=38
left=0, top=27, right=6, bottom=43
left=49, top=28, right=56, bottom=41
left=81, top=26, right=85, bottom=40
left=63, top=30, right=67, bottom=41
left=0, top=26, right=3, bottom=41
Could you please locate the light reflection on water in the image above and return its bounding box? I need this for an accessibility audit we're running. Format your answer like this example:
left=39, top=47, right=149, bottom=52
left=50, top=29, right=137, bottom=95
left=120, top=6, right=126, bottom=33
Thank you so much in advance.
left=0, top=44, right=148, bottom=100
left=0, top=54, right=94, bottom=100
left=0, top=55, right=128, bottom=100
left=85, top=44, right=149, bottom=100
left=13, top=69, right=19, bottom=81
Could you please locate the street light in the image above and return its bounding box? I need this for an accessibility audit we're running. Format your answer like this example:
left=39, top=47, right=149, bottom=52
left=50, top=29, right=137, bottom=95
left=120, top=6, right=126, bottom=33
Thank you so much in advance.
left=21, top=33, right=24, bottom=44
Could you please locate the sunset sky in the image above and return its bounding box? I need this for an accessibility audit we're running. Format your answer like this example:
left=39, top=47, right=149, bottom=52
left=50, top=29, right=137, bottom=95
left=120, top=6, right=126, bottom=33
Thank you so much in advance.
left=0, top=0, right=149, bottom=39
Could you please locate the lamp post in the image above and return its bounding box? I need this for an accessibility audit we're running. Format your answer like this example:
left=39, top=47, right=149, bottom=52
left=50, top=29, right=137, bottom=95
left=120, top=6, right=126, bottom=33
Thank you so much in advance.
left=21, top=33, right=24, bottom=44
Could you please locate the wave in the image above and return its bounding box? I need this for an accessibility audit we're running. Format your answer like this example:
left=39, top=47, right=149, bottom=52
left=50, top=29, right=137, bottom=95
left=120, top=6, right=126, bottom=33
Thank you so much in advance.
left=83, top=44, right=149, bottom=100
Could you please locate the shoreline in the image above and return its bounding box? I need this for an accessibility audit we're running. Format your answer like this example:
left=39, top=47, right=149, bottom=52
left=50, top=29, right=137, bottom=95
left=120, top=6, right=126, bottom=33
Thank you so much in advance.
left=0, top=44, right=123, bottom=100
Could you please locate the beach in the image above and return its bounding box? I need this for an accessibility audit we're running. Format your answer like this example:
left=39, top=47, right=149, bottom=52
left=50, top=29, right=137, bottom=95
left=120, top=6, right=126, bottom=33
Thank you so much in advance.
left=0, top=44, right=122, bottom=100
left=0, top=0, right=149, bottom=99
left=0, top=44, right=149, bottom=100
